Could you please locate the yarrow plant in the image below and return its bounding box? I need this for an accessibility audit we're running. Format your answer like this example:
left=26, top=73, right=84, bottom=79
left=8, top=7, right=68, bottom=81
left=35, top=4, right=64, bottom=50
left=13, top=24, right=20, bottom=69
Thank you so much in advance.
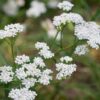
left=0, top=1, right=100, bottom=100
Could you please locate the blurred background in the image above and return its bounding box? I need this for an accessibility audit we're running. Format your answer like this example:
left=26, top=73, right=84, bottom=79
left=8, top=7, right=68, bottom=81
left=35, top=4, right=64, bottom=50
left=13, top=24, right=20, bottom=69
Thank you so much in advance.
left=0, top=0, right=100, bottom=100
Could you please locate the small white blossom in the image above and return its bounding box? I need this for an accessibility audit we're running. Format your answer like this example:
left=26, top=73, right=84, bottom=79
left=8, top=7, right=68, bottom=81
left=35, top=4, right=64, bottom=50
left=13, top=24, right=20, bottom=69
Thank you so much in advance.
left=26, top=1, right=46, bottom=17
left=58, top=1, right=74, bottom=11
left=53, top=13, right=84, bottom=27
left=15, top=55, right=30, bottom=65
left=35, top=42, right=54, bottom=59
left=3, top=0, right=18, bottom=16
left=60, top=56, right=73, bottom=63
left=0, top=23, right=24, bottom=39
left=75, top=22, right=100, bottom=49
left=0, top=66, right=14, bottom=83
left=4, top=23, right=24, bottom=34
left=22, top=78, right=37, bottom=88
left=9, top=88, right=37, bottom=100
left=3, top=0, right=24, bottom=16
left=74, top=45, right=89, bottom=55
left=35, top=42, right=49, bottom=50
left=33, top=57, right=45, bottom=68
left=0, top=30, right=8, bottom=39
left=22, top=63, right=41, bottom=77
left=56, top=56, right=77, bottom=80
left=39, top=48, right=54, bottom=59
left=56, top=63, right=77, bottom=80
left=38, top=69, right=52, bottom=85
left=16, top=67, right=27, bottom=80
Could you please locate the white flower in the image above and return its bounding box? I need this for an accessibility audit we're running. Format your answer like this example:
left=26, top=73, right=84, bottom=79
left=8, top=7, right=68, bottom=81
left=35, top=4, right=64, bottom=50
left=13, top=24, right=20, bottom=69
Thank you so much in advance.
left=3, top=0, right=18, bottom=16
left=56, top=56, right=77, bottom=80
left=0, top=23, right=24, bottom=39
left=16, top=67, right=27, bottom=80
left=26, top=1, right=46, bottom=17
left=60, top=56, right=73, bottom=63
left=74, top=45, right=89, bottom=55
left=15, top=55, right=30, bottom=65
left=35, top=42, right=49, bottom=50
left=53, top=12, right=84, bottom=27
left=39, top=48, right=54, bottom=59
left=58, top=1, right=74, bottom=11
left=3, top=0, right=25, bottom=16
left=4, top=23, right=24, bottom=34
left=38, top=69, right=52, bottom=85
left=16, top=63, right=40, bottom=80
left=0, top=30, right=8, bottom=39
left=75, top=22, right=100, bottom=49
left=23, top=63, right=41, bottom=77
left=35, top=42, right=54, bottom=59
left=56, top=63, right=77, bottom=80
left=33, top=57, right=45, bottom=68
left=9, top=88, right=37, bottom=100
left=0, top=66, right=14, bottom=83
left=22, top=78, right=37, bottom=88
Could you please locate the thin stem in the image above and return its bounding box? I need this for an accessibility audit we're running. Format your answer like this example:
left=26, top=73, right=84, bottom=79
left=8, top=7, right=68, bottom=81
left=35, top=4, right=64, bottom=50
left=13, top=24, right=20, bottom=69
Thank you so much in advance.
left=55, top=43, right=74, bottom=55
left=69, top=37, right=78, bottom=56
left=11, top=42, right=14, bottom=64
left=10, top=38, right=16, bottom=68
left=60, top=31, right=63, bottom=48
left=59, top=26, right=65, bottom=49
left=51, top=31, right=59, bottom=47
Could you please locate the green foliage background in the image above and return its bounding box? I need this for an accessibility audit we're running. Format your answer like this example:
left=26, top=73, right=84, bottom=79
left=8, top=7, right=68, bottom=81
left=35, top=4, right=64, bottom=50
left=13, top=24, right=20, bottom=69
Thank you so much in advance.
left=0, top=0, right=100, bottom=100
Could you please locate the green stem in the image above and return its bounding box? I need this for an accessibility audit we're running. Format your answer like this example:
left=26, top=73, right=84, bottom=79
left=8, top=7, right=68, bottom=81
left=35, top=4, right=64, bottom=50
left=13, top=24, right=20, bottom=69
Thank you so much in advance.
left=69, top=37, right=79, bottom=56
left=51, top=31, right=59, bottom=47
left=59, top=26, right=65, bottom=49
left=60, top=31, right=63, bottom=48
left=51, top=81, right=61, bottom=100
left=11, top=42, right=14, bottom=64
left=10, top=38, right=16, bottom=69
left=4, top=84, right=10, bottom=100
left=55, top=43, right=74, bottom=56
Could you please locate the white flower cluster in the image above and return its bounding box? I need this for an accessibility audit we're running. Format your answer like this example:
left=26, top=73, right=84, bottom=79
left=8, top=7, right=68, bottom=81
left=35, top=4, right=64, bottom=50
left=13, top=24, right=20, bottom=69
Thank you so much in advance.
left=53, top=12, right=84, bottom=28
left=0, top=23, right=24, bottom=39
left=58, top=1, right=74, bottom=11
left=75, top=22, right=100, bottom=49
left=0, top=66, right=14, bottom=83
left=15, top=55, right=30, bottom=65
left=74, top=45, right=89, bottom=56
left=53, top=1, right=84, bottom=28
left=35, top=42, right=54, bottom=59
left=26, top=1, right=46, bottom=17
left=33, top=57, right=45, bottom=68
left=3, top=0, right=25, bottom=16
left=53, top=1, right=100, bottom=50
left=56, top=56, right=77, bottom=80
left=9, top=88, right=37, bottom=100
left=8, top=53, right=52, bottom=100
left=14, top=42, right=53, bottom=89
left=38, top=69, right=52, bottom=85
left=0, top=41, right=78, bottom=100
